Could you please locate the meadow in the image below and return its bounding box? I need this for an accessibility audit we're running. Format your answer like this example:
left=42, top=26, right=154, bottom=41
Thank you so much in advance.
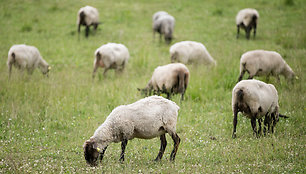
left=0, top=0, right=305, bottom=173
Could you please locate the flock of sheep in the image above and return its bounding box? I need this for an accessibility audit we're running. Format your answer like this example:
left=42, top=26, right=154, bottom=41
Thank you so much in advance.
left=6, top=5, right=297, bottom=167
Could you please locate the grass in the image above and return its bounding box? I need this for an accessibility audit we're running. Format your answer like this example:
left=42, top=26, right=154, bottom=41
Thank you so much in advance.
left=0, top=0, right=305, bottom=173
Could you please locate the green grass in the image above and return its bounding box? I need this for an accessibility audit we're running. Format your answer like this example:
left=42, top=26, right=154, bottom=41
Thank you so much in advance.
left=0, top=0, right=305, bottom=173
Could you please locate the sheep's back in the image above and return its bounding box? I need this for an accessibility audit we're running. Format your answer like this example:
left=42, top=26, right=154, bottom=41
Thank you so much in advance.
left=8, top=44, right=41, bottom=68
left=170, top=41, right=214, bottom=64
left=152, top=11, right=168, bottom=22
left=236, top=8, right=259, bottom=26
left=95, top=43, right=129, bottom=67
left=106, top=96, right=179, bottom=139
left=151, top=63, right=187, bottom=90
left=241, top=50, right=285, bottom=74
left=78, top=6, right=99, bottom=25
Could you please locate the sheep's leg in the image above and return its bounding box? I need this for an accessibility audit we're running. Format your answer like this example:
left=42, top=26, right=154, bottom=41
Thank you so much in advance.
left=276, top=75, right=280, bottom=83
left=103, top=68, right=109, bottom=77
left=263, top=113, right=270, bottom=135
left=8, top=63, right=12, bottom=79
left=159, top=33, right=162, bottom=42
left=238, top=70, right=246, bottom=82
left=93, top=23, right=98, bottom=30
left=271, top=112, right=278, bottom=134
left=253, top=23, right=257, bottom=38
left=119, top=139, right=128, bottom=162
left=246, top=27, right=251, bottom=40
left=180, top=92, right=185, bottom=101
left=99, top=146, right=108, bottom=162
left=166, top=93, right=171, bottom=100
left=251, top=118, right=258, bottom=138
left=92, top=65, right=99, bottom=79
left=155, top=134, right=167, bottom=161
left=27, top=68, right=34, bottom=75
left=257, top=118, right=262, bottom=136
left=232, top=104, right=238, bottom=138
left=266, top=75, right=270, bottom=82
left=85, top=26, right=90, bottom=37
left=236, top=25, right=240, bottom=39
left=78, top=24, right=81, bottom=34
left=247, top=74, right=254, bottom=79
left=169, top=133, right=180, bottom=161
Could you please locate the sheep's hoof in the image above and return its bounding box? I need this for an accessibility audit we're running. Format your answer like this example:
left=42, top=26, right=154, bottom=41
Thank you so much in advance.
left=232, top=134, right=236, bottom=139
left=154, top=158, right=161, bottom=162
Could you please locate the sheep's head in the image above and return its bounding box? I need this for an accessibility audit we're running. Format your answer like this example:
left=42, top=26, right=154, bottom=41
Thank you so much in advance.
left=283, top=65, right=296, bottom=82
left=41, top=65, right=51, bottom=77
left=83, top=139, right=99, bottom=166
left=171, top=52, right=178, bottom=63
left=165, top=33, right=172, bottom=44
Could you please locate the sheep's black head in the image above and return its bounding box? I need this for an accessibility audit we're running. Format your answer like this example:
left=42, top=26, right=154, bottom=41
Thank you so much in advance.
left=83, top=139, right=99, bottom=166
left=165, top=34, right=172, bottom=44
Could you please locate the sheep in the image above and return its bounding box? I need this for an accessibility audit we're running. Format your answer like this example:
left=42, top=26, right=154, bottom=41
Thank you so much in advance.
left=152, top=12, right=175, bottom=44
left=232, top=79, right=288, bottom=138
left=236, top=8, right=259, bottom=39
left=92, top=43, right=130, bottom=79
left=170, top=41, right=216, bottom=66
left=77, top=6, right=99, bottom=37
left=83, top=96, right=181, bottom=166
left=7, top=44, right=50, bottom=78
left=238, top=50, right=296, bottom=82
left=138, top=63, right=190, bottom=101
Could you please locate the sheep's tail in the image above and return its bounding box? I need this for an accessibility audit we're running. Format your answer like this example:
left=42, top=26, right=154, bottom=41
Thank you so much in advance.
left=177, top=70, right=185, bottom=94
left=78, top=11, right=86, bottom=33
left=240, top=62, right=246, bottom=73
left=252, top=14, right=258, bottom=22
left=11, top=52, right=15, bottom=61
left=279, top=113, right=289, bottom=119
left=238, top=62, right=246, bottom=82
left=236, top=89, right=244, bottom=101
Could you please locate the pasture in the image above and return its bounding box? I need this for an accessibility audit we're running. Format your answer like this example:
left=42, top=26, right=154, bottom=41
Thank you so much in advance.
left=0, top=0, right=305, bottom=173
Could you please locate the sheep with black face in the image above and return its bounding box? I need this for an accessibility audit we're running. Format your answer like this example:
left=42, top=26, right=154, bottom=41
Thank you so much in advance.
left=83, top=96, right=181, bottom=166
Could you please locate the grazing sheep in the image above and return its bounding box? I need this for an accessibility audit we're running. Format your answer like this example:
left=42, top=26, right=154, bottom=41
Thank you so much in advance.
left=77, top=6, right=99, bottom=37
left=153, top=13, right=175, bottom=44
left=238, top=50, right=295, bottom=82
left=83, top=96, right=181, bottom=166
left=138, top=63, right=190, bottom=101
left=232, top=79, right=288, bottom=138
left=170, top=41, right=216, bottom=66
left=92, top=43, right=130, bottom=79
left=7, top=44, right=50, bottom=78
left=236, top=8, right=259, bottom=39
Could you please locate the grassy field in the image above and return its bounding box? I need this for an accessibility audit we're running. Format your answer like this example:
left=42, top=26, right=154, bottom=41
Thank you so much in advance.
left=0, top=0, right=305, bottom=173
